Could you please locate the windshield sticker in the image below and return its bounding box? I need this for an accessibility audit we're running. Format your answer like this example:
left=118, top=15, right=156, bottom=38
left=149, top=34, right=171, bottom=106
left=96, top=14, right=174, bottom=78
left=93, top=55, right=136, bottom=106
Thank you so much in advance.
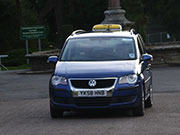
left=122, top=38, right=133, bottom=42
left=129, top=53, right=135, bottom=58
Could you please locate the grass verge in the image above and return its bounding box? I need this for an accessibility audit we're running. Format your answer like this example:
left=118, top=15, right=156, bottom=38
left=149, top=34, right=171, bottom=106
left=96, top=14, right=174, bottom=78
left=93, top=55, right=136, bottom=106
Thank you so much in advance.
left=1, top=64, right=31, bottom=71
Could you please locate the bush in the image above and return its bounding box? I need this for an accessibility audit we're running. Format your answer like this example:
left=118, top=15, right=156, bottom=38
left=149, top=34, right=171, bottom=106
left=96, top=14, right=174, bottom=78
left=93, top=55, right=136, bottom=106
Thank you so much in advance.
left=3, top=49, right=27, bottom=66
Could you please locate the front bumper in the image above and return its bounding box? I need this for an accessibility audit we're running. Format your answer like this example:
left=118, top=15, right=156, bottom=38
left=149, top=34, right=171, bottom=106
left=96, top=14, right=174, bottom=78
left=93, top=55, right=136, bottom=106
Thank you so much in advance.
left=49, top=84, right=142, bottom=110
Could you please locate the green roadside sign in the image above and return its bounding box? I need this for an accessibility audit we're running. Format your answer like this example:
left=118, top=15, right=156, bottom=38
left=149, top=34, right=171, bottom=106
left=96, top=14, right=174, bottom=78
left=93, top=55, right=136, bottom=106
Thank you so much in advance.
left=20, top=26, right=46, bottom=40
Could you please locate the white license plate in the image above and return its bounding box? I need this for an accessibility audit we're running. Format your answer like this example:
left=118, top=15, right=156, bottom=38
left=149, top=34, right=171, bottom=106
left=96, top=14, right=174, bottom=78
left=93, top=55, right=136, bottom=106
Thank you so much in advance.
left=78, top=90, right=107, bottom=97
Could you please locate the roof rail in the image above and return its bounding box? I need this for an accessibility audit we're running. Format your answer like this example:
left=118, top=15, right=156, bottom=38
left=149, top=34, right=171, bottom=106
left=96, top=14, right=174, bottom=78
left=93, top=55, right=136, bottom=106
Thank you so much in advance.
left=130, top=29, right=137, bottom=35
left=71, top=30, right=86, bottom=36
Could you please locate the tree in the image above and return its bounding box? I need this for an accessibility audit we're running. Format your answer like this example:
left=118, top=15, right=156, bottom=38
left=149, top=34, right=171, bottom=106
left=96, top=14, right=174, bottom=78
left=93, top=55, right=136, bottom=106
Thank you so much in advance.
left=1, top=0, right=180, bottom=55
left=0, top=0, right=21, bottom=53
left=15, top=0, right=25, bottom=25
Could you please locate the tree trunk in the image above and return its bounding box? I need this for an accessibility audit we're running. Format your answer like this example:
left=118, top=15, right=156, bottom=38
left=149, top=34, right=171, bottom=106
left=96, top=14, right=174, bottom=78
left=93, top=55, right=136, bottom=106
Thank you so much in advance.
left=55, top=0, right=64, bottom=48
left=39, top=0, right=64, bottom=48
left=39, top=0, right=56, bottom=23
left=15, top=0, right=25, bottom=26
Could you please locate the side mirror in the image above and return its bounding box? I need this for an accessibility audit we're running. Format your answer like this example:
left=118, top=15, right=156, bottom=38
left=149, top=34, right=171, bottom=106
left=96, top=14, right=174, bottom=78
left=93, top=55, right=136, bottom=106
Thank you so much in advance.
left=47, top=56, right=58, bottom=63
left=142, top=54, right=153, bottom=61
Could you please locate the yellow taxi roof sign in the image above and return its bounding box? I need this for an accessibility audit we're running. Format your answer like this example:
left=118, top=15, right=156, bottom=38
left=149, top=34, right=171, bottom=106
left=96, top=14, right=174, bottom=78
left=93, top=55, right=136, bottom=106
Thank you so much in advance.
left=92, top=24, right=122, bottom=32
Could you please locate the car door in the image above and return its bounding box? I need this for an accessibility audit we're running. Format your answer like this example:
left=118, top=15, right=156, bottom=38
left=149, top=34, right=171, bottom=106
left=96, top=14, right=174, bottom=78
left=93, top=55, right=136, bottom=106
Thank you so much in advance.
left=137, top=35, right=151, bottom=96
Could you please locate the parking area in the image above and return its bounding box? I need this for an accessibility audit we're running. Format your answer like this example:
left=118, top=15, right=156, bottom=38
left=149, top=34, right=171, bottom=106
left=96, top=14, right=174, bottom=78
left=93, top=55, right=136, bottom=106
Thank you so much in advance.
left=0, top=66, right=180, bottom=135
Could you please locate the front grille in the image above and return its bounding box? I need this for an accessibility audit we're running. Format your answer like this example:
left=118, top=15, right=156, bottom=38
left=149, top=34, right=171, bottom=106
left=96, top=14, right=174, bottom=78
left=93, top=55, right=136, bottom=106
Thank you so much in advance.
left=54, top=97, right=74, bottom=104
left=74, top=98, right=110, bottom=106
left=70, top=79, right=116, bottom=89
left=54, top=96, right=136, bottom=106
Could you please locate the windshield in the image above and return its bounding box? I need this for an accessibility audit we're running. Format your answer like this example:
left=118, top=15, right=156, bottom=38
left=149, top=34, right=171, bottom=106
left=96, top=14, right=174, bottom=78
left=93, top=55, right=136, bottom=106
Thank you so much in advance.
left=61, top=37, right=136, bottom=61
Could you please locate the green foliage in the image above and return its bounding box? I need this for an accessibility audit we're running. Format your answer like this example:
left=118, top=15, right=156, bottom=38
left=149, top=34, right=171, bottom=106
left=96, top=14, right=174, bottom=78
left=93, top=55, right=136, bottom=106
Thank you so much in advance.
left=1, top=0, right=180, bottom=64
left=122, top=0, right=147, bottom=37
left=2, top=64, right=31, bottom=71
left=63, top=0, right=107, bottom=30
left=3, top=49, right=27, bottom=66
left=2, top=48, right=39, bottom=66
left=156, top=0, right=180, bottom=40
left=21, top=0, right=39, bottom=25
left=0, top=0, right=20, bottom=53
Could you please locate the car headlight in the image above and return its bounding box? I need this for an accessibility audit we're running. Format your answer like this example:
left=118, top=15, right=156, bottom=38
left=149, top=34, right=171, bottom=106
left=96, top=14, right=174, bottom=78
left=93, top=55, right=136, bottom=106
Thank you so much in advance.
left=119, top=74, right=138, bottom=84
left=51, top=76, right=67, bottom=85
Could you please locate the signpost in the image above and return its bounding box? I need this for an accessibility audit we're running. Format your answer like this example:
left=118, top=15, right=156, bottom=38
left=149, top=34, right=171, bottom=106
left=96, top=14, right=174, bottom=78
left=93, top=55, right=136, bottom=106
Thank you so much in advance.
left=20, top=26, right=46, bottom=64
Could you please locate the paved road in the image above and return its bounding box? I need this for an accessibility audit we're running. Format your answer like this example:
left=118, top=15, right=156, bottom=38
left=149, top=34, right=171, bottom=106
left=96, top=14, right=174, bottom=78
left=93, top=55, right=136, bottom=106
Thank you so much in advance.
left=0, top=66, right=180, bottom=135
left=0, top=71, right=50, bottom=101
left=153, top=66, right=180, bottom=93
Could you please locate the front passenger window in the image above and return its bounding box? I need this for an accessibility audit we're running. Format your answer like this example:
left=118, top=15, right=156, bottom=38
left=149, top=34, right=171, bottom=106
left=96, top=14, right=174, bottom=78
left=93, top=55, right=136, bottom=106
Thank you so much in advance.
left=137, top=37, right=144, bottom=56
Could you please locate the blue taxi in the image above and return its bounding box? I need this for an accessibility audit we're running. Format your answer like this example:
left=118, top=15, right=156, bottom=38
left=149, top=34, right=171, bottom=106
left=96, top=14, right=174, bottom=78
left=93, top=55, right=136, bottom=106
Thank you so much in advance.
left=48, top=24, right=153, bottom=118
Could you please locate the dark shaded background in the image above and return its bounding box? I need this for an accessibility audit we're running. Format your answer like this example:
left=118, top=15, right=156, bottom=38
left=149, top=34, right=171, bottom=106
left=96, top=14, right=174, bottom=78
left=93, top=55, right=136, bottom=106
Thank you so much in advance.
left=0, top=0, right=180, bottom=66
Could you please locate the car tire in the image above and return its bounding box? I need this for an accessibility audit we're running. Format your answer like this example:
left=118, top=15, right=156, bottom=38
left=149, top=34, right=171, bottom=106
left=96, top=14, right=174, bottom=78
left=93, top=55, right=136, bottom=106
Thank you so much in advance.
left=145, top=85, right=153, bottom=108
left=133, top=85, right=145, bottom=116
left=50, top=103, right=64, bottom=118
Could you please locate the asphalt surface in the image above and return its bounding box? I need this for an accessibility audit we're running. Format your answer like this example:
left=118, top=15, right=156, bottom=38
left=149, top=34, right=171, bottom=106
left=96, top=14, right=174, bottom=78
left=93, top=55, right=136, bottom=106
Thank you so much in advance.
left=0, top=70, right=50, bottom=101
left=152, top=66, right=180, bottom=93
left=0, top=66, right=180, bottom=135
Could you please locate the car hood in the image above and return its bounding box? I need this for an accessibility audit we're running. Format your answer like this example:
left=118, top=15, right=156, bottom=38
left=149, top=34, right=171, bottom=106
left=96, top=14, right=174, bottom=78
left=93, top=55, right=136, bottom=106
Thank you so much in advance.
left=54, top=60, right=139, bottom=78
